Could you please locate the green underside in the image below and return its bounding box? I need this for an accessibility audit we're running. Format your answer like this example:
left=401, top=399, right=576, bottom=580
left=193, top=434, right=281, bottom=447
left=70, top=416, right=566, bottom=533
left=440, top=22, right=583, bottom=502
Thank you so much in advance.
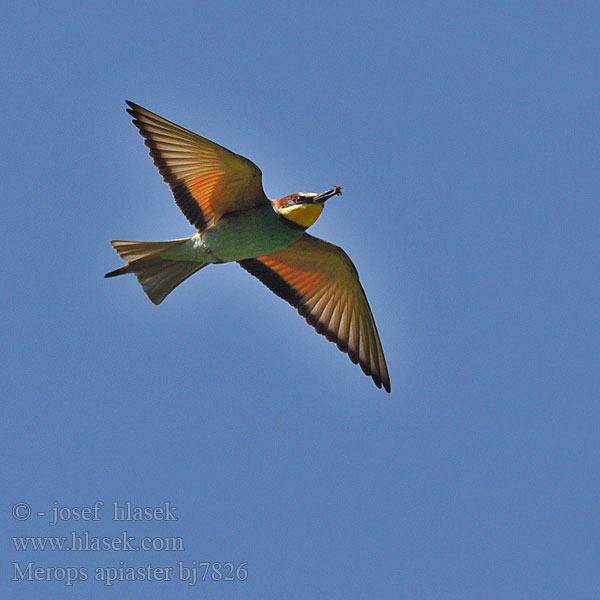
left=160, top=204, right=304, bottom=263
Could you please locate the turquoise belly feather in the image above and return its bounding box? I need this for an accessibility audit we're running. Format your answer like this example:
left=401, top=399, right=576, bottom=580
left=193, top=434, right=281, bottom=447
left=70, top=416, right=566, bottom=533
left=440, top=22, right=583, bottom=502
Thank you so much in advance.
left=160, top=204, right=303, bottom=264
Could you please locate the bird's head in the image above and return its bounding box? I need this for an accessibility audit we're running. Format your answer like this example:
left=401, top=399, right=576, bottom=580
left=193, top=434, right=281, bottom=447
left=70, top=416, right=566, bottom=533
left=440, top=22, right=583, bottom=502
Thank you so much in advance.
left=274, top=186, right=343, bottom=228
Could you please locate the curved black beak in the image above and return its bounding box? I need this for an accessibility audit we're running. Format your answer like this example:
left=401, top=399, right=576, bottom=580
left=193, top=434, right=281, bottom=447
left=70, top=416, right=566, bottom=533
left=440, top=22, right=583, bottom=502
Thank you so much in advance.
left=312, top=185, right=343, bottom=204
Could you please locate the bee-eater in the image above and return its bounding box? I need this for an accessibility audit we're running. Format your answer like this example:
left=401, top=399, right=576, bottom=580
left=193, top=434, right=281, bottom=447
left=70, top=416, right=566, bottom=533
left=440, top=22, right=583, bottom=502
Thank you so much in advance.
left=106, top=102, right=390, bottom=392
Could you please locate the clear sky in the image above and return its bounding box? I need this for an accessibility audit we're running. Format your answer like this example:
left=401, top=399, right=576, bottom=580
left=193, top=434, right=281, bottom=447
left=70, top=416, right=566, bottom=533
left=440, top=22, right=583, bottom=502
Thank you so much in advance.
left=2, top=2, right=599, bottom=598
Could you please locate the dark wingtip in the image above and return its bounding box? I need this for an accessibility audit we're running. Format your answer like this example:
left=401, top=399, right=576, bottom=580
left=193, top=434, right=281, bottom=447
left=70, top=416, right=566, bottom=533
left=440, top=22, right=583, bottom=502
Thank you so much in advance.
left=125, top=100, right=144, bottom=119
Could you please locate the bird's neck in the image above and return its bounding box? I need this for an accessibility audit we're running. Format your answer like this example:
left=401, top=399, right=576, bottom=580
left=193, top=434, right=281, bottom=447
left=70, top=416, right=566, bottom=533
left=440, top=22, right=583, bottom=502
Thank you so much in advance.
left=277, top=203, right=323, bottom=228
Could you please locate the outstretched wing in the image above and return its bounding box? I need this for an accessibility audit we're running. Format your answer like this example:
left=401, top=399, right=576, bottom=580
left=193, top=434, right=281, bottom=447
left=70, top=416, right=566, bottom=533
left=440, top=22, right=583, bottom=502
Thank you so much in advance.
left=126, top=101, right=268, bottom=231
left=239, top=233, right=391, bottom=392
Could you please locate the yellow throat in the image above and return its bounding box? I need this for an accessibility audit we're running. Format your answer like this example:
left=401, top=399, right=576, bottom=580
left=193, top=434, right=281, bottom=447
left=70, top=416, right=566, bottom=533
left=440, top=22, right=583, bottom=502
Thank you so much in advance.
left=278, top=203, right=323, bottom=228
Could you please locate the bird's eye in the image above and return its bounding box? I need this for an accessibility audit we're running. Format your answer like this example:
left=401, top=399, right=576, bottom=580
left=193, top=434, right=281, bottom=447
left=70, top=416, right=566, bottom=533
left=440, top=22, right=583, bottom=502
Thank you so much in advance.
left=295, top=196, right=302, bottom=204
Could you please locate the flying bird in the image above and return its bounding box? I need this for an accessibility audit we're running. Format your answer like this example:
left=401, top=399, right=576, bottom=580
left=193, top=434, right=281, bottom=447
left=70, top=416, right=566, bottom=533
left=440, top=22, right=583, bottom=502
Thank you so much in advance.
left=106, top=102, right=391, bottom=392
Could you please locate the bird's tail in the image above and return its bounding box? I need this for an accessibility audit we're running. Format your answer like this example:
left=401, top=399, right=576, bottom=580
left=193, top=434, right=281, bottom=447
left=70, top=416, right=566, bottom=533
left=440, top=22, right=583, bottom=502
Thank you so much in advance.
left=105, top=238, right=207, bottom=305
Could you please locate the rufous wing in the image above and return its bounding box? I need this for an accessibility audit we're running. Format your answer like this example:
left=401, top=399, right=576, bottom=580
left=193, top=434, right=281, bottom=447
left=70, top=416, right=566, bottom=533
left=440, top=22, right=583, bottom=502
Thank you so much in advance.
left=239, top=233, right=391, bottom=392
left=126, top=101, right=268, bottom=231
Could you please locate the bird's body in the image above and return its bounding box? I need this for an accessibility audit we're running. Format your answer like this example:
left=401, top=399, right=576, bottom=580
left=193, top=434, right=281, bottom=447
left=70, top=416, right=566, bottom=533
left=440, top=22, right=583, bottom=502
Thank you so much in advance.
left=106, top=102, right=391, bottom=392
left=170, top=202, right=308, bottom=264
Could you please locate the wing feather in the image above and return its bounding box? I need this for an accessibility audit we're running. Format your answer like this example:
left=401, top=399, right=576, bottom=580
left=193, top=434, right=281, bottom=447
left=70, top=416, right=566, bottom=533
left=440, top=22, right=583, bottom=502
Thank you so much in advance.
left=126, top=101, right=268, bottom=231
left=238, top=233, right=391, bottom=392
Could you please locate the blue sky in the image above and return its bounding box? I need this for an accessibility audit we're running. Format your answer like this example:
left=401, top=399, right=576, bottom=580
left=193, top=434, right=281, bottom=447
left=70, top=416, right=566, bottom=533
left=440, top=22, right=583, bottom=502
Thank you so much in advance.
left=2, top=2, right=599, bottom=598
